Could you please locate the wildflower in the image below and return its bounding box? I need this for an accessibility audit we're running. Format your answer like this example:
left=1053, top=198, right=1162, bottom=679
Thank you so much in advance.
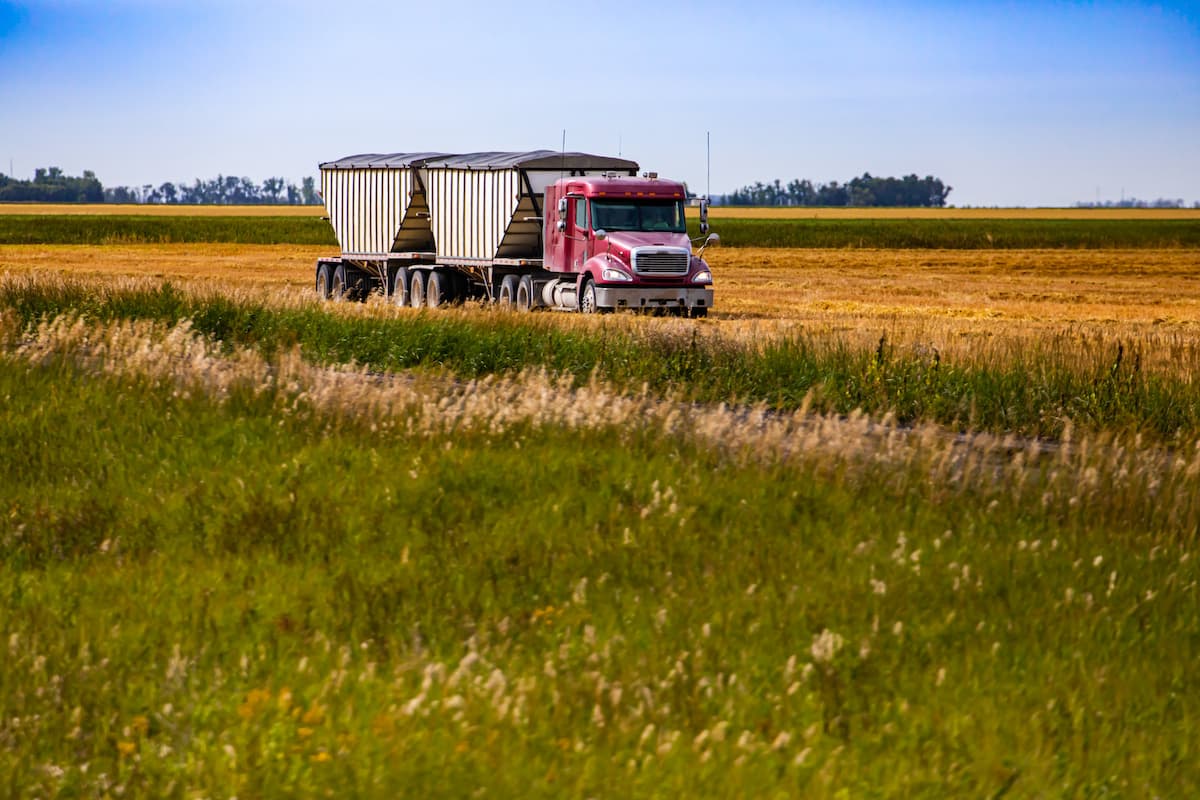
left=116, top=741, right=136, bottom=757
left=810, top=629, right=844, bottom=664
left=638, top=724, right=656, bottom=748
left=298, top=727, right=314, bottom=739
left=131, top=715, right=149, bottom=736
left=311, top=751, right=331, bottom=763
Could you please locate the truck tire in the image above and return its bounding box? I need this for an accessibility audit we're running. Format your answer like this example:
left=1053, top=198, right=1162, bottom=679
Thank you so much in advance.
left=516, top=275, right=534, bottom=311
left=579, top=279, right=598, bottom=314
left=409, top=270, right=426, bottom=308
left=427, top=270, right=449, bottom=308
left=331, top=263, right=350, bottom=301
left=498, top=274, right=519, bottom=307
left=391, top=267, right=410, bottom=307
left=689, top=306, right=708, bottom=319
left=315, top=262, right=333, bottom=300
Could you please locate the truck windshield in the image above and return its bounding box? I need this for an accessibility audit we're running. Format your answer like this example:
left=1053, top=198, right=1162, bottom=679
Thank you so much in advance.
left=590, top=199, right=686, bottom=233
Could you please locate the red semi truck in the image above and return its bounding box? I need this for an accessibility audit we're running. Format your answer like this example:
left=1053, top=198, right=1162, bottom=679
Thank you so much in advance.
left=315, top=151, right=717, bottom=316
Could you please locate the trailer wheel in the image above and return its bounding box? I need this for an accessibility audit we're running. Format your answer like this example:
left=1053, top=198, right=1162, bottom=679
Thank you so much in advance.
left=315, top=262, right=334, bottom=300
left=689, top=306, right=708, bottom=319
left=409, top=270, right=426, bottom=308
left=331, top=263, right=351, bottom=301
left=498, top=274, right=519, bottom=307
left=516, top=275, right=534, bottom=311
left=579, top=279, right=599, bottom=314
left=391, top=267, right=410, bottom=307
left=427, top=270, right=449, bottom=308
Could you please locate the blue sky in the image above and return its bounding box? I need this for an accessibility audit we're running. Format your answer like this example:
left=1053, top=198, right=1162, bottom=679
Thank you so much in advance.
left=1, top=0, right=1197, bottom=205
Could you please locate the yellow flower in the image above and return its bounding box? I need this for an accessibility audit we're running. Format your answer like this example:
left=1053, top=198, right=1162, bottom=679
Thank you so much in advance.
left=297, top=727, right=314, bottom=739
left=278, top=688, right=293, bottom=713
left=131, top=715, right=150, bottom=736
left=301, top=704, right=325, bottom=726
left=238, top=688, right=272, bottom=720
left=311, top=751, right=331, bottom=763
left=117, top=740, right=136, bottom=757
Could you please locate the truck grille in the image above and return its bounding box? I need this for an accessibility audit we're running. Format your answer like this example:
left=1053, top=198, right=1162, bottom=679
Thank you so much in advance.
left=632, top=248, right=690, bottom=276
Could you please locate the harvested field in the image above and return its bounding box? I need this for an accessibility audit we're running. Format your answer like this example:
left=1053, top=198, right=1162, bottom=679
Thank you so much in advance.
left=4, top=243, right=1196, bottom=330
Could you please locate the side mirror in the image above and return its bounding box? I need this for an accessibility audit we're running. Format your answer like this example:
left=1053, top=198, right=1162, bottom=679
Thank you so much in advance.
left=696, top=231, right=720, bottom=258
left=556, top=220, right=566, bottom=232
left=699, top=197, right=709, bottom=235
left=557, top=197, right=568, bottom=220
left=594, top=229, right=607, bottom=241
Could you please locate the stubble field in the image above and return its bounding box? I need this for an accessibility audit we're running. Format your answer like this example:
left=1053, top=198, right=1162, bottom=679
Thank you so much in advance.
left=2, top=213, right=1199, bottom=797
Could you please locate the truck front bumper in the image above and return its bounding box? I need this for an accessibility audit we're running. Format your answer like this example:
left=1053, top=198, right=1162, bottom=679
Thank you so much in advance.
left=593, top=285, right=713, bottom=311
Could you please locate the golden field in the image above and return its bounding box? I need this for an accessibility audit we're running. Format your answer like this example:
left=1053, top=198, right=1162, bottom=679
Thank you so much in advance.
left=3, top=242, right=1197, bottom=376
left=3, top=243, right=1196, bottom=326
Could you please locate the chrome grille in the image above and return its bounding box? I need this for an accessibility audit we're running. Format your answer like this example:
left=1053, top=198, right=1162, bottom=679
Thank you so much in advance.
left=632, top=248, right=689, bottom=275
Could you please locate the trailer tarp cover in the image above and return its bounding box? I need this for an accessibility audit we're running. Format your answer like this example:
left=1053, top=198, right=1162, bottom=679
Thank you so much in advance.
left=321, top=151, right=639, bottom=172
left=421, top=151, right=639, bottom=171
left=319, top=153, right=450, bottom=169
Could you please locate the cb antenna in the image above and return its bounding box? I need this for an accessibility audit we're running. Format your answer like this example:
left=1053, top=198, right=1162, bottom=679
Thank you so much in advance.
left=706, top=130, right=711, bottom=201
left=559, top=129, right=567, bottom=181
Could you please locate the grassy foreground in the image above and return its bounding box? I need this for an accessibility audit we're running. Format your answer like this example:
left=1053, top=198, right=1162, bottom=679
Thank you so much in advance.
left=3, top=214, right=1199, bottom=249
left=1, top=310, right=1197, bottom=796
left=3, top=275, right=1199, bottom=442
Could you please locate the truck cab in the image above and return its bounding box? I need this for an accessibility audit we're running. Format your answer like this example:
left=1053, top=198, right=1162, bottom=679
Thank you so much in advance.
left=543, top=175, right=715, bottom=316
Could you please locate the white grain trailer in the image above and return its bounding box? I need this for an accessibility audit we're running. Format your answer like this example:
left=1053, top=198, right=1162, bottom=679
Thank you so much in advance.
left=316, top=150, right=639, bottom=306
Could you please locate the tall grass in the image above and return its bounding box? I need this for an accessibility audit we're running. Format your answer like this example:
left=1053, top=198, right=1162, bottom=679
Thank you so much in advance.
left=1, top=315, right=1198, bottom=796
left=2, top=274, right=1198, bottom=441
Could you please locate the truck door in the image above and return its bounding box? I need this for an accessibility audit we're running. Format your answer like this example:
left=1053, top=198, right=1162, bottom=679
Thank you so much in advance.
left=564, top=196, right=588, bottom=273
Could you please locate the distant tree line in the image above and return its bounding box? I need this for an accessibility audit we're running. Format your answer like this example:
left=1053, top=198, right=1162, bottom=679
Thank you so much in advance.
left=719, top=173, right=952, bottom=207
left=104, top=175, right=320, bottom=205
left=0, top=167, right=104, bottom=202
left=0, top=167, right=321, bottom=205
left=1074, top=198, right=1198, bottom=209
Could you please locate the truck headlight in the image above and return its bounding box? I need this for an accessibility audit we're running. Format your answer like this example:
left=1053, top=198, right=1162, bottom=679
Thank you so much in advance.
left=602, top=267, right=632, bottom=282
left=691, top=269, right=712, bottom=284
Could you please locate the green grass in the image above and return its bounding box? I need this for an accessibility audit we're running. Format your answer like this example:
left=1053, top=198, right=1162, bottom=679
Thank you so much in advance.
left=689, top=218, right=1200, bottom=248
left=3, top=277, right=1199, bottom=442
left=1, top=342, right=1197, bottom=797
left=0, top=215, right=336, bottom=245
left=2, top=214, right=1198, bottom=248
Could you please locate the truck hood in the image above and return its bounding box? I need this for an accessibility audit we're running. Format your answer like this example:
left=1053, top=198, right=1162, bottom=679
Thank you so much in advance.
left=602, top=231, right=691, bottom=252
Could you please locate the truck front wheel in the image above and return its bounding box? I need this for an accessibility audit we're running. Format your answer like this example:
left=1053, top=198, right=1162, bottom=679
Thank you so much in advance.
left=579, top=279, right=598, bottom=314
